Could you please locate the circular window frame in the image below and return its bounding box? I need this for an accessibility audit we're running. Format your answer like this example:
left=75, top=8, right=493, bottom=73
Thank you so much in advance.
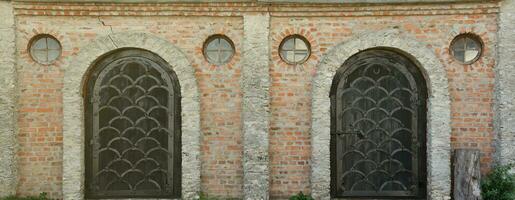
left=28, top=34, right=62, bottom=65
left=279, top=34, right=312, bottom=65
left=449, top=33, right=483, bottom=65
left=202, top=34, right=236, bottom=66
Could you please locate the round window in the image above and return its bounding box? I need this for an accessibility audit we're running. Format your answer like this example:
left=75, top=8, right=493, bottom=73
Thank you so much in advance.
left=279, top=35, right=311, bottom=64
left=29, top=35, right=62, bottom=65
left=450, top=34, right=482, bottom=64
left=203, top=35, right=235, bottom=65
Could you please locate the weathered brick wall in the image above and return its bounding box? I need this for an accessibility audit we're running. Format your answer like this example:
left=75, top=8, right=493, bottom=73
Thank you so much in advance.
left=268, top=6, right=498, bottom=198
left=14, top=7, right=245, bottom=198
left=9, top=1, right=500, bottom=199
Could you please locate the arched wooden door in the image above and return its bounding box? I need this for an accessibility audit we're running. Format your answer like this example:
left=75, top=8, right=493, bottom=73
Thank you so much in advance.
left=330, top=49, right=427, bottom=199
left=85, top=49, right=181, bottom=199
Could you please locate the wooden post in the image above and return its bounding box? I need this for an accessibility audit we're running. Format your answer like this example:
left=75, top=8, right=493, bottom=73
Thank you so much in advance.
left=453, top=149, right=482, bottom=200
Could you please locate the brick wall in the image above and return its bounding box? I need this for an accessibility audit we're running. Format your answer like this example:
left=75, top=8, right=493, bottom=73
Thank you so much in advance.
left=16, top=26, right=64, bottom=198
left=11, top=1, right=499, bottom=199
left=268, top=11, right=498, bottom=198
left=15, top=13, right=245, bottom=199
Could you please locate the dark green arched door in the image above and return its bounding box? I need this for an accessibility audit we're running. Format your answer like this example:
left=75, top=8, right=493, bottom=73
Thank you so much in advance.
left=85, top=49, right=181, bottom=199
left=330, top=49, right=427, bottom=199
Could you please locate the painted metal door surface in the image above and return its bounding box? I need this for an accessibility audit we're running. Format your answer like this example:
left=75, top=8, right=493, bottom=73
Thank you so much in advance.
left=330, top=49, right=427, bottom=199
left=85, top=49, right=181, bottom=198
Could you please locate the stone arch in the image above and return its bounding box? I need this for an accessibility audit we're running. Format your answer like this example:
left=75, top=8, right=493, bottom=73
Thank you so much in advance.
left=63, top=32, right=201, bottom=200
left=311, top=30, right=451, bottom=200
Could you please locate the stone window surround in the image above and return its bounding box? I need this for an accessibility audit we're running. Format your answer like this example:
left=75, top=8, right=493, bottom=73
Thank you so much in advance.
left=62, top=32, right=201, bottom=200
left=310, top=30, right=452, bottom=200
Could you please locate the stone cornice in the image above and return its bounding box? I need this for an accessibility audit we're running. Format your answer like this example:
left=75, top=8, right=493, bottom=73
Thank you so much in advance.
left=12, top=1, right=500, bottom=16
left=11, top=0, right=500, bottom=3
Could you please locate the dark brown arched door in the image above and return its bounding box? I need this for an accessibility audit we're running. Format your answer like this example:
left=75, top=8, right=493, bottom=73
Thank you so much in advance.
left=330, top=49, right=427, bottom=199
left=85, top=49, right=181, bottom=199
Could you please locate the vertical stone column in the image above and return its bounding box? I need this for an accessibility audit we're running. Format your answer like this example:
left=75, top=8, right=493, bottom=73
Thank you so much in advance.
left=242, top=14, right=270, bottom=200
left=0, top=0, right=17, bottom=196
left=496, top=0, right=515, bottom=166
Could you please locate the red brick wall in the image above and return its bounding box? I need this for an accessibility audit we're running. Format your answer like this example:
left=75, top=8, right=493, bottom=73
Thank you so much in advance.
left=268, top=12, right=498, bottom=198
left=15, top=14, right=244, bottom=199
left=12, top=2, right=499, bottom=199
left=16, top=29, right=64, bottom=197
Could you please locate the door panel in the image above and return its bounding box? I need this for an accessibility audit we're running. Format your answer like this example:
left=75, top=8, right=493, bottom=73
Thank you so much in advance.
left=85, top=49, right=181, bottom=199
left=330, top=49, right=427, bottom=199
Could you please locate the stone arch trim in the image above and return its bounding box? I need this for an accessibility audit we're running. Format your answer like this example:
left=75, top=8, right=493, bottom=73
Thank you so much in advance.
left=311, top=30, right=451, bottom=200
left=63, top=32, right=201, bottom=200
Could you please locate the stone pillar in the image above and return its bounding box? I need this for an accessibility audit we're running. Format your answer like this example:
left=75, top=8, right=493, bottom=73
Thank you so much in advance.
left=0, top=0, right=17, bottom=196
left=242, top=13, right=271, bottom=200
left=495, top=0, right=515, bottom=166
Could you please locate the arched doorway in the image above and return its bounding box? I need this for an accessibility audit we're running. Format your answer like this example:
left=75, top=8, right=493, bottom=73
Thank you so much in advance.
left=330, top=49, right=428, bottom=199
left=84, top=48, right=181, bottom=199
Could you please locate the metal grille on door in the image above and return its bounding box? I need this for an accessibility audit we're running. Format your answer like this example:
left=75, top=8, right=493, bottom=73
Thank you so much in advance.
left=85, top=49, right=181, bottom=198
left=330, top=49, right=427, bottom=198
